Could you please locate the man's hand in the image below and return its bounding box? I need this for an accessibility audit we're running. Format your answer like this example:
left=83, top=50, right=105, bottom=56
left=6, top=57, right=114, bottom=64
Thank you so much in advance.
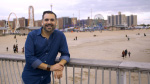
left=54, top=70, right=63, bottom=79
left=50, top=63, right=64, bottom=71
left=54, top=63, right=64, bottom=79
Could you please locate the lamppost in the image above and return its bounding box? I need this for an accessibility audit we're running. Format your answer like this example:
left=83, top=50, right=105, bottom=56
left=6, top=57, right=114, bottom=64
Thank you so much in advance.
left=73, top=13, right=75, bottom=28
left=50, top=4, right=53, bottom=11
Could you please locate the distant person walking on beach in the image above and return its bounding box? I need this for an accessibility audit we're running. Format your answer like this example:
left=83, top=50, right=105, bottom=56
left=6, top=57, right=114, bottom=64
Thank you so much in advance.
left=122, top=50, right=125, bottom=59
left=76, top=36, right=77, bottom=40
left=16, top=44, right=18, bottom=53
left=128, top=51, right=131, bottom=57
left=22, top=11, right=70, bottom=84
left=13, top=44, right=16, bottom=53
left=74, top=36, right=78, bottom=40
left=144, top=33, right=146, bottom=36
left=22, top=47, right=24, bottom=53
left=6, top=47, right=8, bottom=51
left=14, top=35, right=16, bottom=39
left=125, top=49, right=128, bottom=57
left=128, top=37, right=130, bottom=41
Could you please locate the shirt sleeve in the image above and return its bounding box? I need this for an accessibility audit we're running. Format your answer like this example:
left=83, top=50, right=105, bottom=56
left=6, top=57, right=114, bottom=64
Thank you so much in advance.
left=25, top=33, right=42, bottom=69
left=59, top=33, right=70, bottom=63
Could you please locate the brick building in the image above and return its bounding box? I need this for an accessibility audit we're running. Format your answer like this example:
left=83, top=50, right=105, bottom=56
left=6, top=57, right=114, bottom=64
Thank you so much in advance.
left=34, top=20, right=42, bottom=27
left=0, top=20, right=6, bottom=27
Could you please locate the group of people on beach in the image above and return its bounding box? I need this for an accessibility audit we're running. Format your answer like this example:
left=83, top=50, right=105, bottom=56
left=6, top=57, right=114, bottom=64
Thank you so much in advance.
left=126, top=35, right=130, bottom=41
left=122, top=49, right=131, bottom=59
left=74, top=36, right=78, bottom=40
left=6, top=35, right=24, bottom=53
left=136, top=33, right=146, bottom=36
left=13, top=44, right=18, bottom=53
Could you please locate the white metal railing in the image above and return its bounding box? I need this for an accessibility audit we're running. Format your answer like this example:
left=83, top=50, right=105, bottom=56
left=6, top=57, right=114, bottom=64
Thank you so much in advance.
left=0, top=54, right=150, bottom=84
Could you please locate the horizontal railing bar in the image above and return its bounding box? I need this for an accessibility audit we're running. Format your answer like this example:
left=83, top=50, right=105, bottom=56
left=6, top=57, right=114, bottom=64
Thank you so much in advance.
left=0, top=54, right=25, bottom=62
left=0, top=54, right=150, bottom=71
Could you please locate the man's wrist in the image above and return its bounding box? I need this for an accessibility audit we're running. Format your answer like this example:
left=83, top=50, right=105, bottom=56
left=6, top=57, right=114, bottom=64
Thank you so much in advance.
left=47, top=65, right=51, bottom=71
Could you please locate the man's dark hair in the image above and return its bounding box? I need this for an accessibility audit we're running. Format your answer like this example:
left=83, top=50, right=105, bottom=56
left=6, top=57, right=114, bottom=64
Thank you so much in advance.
left=42, top=11, right=57, bottom=19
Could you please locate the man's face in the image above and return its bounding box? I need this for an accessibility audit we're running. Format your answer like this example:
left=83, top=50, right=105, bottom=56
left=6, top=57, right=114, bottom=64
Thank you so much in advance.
left=42, top=13, right=57, bottom=32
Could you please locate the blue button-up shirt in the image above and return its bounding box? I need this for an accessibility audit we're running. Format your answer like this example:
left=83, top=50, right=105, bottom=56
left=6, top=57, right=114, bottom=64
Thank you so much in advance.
left=22, top=27, right=70, bottom=84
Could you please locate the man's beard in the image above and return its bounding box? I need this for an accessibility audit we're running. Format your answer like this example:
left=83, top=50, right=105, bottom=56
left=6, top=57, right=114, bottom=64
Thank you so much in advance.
left=43, top=24, right=55, bottom=32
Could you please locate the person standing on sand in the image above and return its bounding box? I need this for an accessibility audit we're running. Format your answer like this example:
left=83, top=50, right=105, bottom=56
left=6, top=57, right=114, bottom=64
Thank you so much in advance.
left=13, top=44, right=16, bottom=53
left=125, top=49, right=128, bottom=57
left=22, top=47, right=24, bottom=53
left=128, top=37, right=130, bottom=41
left=128, top=51, right=131, bottom=57
left=6, top=47, right=8, bottom=51
left=144, top=33, right=146, bottom=36
left=76, top=36, right=77, bottom=40
left=16, top=44, right=18, bottom=53
left=122, top=50, right=125, bottom=59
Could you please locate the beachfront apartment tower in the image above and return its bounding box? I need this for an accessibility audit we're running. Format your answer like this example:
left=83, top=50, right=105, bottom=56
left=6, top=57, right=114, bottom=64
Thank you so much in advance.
left=107, top=12, right=137, bottom=27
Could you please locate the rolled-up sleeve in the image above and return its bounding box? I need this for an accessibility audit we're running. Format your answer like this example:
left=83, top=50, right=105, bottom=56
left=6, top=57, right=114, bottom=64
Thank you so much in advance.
left=25, top=33, right=42, bottom=69
left=59, top=33, right=70, bottom=62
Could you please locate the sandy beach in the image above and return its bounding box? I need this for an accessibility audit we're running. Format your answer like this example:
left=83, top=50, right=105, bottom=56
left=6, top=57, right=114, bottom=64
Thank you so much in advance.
left=1, top=29, right=150, bottom=62
left=0, top=29, right=150, bottom=84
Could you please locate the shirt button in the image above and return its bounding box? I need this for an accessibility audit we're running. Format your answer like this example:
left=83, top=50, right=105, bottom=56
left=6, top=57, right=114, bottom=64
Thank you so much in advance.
left=44, top=61, right=46, bottom=62
left=41, top=76, right=43, bottom=79
left=46, top=53, right=48, bottom=54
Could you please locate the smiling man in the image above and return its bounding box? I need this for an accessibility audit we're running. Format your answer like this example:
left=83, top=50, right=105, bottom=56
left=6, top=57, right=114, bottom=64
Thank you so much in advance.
left=22, top=11, right=70, bottom=84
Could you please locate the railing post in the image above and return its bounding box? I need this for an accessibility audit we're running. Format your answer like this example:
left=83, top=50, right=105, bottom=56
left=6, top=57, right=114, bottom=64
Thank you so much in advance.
left=5, top=60, right=11, bottom=84
left=52, top=71, right=54, bottom=84
left=139, top=71, right=141, bottom=84
left=80, top=66, right=83, bottom=84
left=65, top=65, right=68, bottom=84
left=109, top=69, right=111, bottom=84
left=120, top=70, right=126, bottom=84
left=129, top=70, right=131, bottom=84
left=148, top=72, right=150, bottom=84
left=116, top=69, right=119, bottom=84
left=1, top=60, right=6, bottom=84
left=73, top=65, right=75, bottom=84
left=0, top=60, right=3, bottom=84
left=102, top=68, right=104, bottom=84
left=88, top=66, right=90, bottom=84
left=95, top=67, right=97, bottom=84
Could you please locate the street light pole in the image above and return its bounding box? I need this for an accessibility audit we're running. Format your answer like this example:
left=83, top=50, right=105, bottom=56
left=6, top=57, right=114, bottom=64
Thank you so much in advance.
left=73, top=13, right=75, bottom=28
left=50, top=4, right=53, bottom=11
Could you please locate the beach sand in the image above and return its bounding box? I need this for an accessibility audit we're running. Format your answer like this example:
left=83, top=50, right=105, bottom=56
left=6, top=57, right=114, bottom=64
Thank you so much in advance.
left=0, top=29, right=150, bottom=84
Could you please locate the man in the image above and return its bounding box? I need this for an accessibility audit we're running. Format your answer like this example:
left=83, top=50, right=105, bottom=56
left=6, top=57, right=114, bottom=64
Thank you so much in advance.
left=22, top=11, right=70, bottom=84
left=125, top=49, right=128, bottom=57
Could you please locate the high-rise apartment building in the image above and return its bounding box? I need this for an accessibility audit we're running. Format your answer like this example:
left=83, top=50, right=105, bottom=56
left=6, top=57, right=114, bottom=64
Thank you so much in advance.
left=107, top=12, right=137, bottom=27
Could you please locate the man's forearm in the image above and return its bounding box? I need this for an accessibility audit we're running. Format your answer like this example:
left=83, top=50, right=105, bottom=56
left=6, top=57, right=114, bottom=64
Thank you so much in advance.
left=37, top=63, right=48, bottom=70
left=37, top=62, right=64, bottom=71
left=58, top=59, right=67, bottom=66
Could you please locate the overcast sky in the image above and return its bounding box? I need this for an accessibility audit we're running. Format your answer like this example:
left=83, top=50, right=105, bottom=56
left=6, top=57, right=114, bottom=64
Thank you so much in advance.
left=0, top=0, right=150, bottom=24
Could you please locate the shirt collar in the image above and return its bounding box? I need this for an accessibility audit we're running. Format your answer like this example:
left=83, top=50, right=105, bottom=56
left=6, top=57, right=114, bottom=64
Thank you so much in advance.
left=37, top=27, right=42, bottom=36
